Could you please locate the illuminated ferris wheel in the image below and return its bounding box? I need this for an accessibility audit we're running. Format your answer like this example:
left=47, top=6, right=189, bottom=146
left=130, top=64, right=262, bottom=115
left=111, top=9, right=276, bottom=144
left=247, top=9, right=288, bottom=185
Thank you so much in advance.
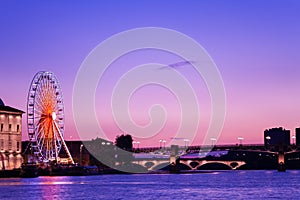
left=27, top=71, right=74, bottom=164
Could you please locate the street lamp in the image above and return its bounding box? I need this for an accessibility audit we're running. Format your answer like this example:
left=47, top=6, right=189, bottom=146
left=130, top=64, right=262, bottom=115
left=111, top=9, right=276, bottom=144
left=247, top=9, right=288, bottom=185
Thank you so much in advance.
left=133, top=141, right=140, bottom=149
left=237, top=137, right=244, bottom=145
left=80, top=144, right=83, bottom=165
left=159, top=139, right=162, bottom=149
left=292, top=135, right=296, bottom=145
left=162, top=140, right=166, bottom=149
left=266, top=136, right=271, bottom=146
left=183, top=139, right=190, bottom=148
left=210, top=138, right=216, bottom=147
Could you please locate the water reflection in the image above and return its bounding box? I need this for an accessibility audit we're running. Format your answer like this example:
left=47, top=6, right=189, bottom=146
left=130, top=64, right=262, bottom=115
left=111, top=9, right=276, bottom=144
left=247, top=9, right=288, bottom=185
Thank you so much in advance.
left=0, top=171, right=300, bottom=200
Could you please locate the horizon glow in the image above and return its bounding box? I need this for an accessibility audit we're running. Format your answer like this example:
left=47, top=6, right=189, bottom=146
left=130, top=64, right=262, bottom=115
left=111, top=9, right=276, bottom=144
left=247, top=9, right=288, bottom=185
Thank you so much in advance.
left=1, top=1, right=300, bottom=146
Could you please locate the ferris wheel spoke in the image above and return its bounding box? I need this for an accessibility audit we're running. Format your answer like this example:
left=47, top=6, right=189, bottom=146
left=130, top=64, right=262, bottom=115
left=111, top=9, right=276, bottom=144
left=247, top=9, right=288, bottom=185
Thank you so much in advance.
left=35, top=122, right=45, bottom=136
left=33, top=96, right=45, bottom=110
left=35, top=92, right=47, bottom=108
left=33, top=108, right=44, bottom=115
left=36, top=80, right=47, bottom=101
left=34, top=98, right=48, bottom=113
left=36, top=123, right=46, bottom=140
left=37, top=83, right=51, bottom=110
left=36, top=128, right=46, bottom=149
left=35, top=120, right=46, bottom=131
left=37, top=134, right=46, bottom=148
left=35, top=119, right=45, bottom=130
left=37, top=138, right=45, bottom=156
left=38, top=138, right=45, bottom=154
left=33, top=116, right=45, bottom=121
left=35, top=119, right=47, bottom=130
left=36, top=94, right=51, bottom=113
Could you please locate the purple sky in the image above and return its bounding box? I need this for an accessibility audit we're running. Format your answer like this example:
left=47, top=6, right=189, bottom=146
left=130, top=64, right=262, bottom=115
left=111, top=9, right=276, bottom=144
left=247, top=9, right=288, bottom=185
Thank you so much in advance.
left=1, top=0, right=300, bottom=146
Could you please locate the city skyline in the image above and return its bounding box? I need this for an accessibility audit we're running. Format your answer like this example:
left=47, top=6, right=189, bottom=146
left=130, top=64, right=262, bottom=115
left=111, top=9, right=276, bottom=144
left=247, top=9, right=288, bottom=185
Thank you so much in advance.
left=1, top=1, right=300, bottom=147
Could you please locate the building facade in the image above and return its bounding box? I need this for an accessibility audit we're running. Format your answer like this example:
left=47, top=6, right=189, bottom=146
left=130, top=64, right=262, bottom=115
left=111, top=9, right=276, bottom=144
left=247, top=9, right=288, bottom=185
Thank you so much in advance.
left=0, top=98, right=24, bottom=170
left=296, top=128, right=300, bottom=146
left=264, top=127, right=290, bottom=146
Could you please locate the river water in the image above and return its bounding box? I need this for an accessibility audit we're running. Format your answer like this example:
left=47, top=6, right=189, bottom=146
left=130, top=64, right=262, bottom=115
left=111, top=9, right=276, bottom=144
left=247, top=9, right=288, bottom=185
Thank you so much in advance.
left=0, top=170, right=299, bottom=199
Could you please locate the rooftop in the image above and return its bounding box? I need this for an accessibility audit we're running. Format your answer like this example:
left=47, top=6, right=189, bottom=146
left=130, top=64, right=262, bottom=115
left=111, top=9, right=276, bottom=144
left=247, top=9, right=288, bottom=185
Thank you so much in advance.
left=0, top=98, right=25, bottom=114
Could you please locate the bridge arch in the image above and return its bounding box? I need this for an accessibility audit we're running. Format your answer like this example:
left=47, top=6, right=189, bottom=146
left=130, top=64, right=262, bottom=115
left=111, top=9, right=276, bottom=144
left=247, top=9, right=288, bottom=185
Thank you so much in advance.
left=151, top=162, right=170, bottom=171
left=197, top=162, right=231, bottom=170
left=144, top=161, right=155, bottom=169
left=180, top=160, right=246, bottom=170
left=178, top=163, right=192, bottom=170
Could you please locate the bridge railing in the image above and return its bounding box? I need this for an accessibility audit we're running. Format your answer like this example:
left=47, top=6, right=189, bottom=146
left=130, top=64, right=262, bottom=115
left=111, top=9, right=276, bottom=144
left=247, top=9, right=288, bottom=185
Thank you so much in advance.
left=133, top=144, right=267, bottom=153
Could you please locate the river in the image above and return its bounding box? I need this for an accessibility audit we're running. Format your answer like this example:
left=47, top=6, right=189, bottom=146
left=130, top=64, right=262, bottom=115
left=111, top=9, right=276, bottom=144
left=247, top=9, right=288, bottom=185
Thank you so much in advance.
left=0, top=170, right=299, bottom=199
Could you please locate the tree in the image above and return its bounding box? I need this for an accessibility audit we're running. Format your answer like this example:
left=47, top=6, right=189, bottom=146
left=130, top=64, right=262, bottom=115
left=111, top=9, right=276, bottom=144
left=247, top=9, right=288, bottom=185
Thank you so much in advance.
left=115, top=134, right=133, bottom=165
left=115, top=134, right=133, bottom=151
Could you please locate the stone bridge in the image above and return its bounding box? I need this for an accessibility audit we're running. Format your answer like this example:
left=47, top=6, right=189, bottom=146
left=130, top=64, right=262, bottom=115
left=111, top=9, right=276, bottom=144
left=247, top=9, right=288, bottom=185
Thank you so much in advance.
left=132, top=158, right=246, bottom=171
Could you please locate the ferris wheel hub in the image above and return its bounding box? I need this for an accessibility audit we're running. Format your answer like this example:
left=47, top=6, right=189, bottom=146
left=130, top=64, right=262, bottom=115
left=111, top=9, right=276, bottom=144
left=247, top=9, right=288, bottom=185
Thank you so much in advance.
left=52, top=112, right=57, bottom=120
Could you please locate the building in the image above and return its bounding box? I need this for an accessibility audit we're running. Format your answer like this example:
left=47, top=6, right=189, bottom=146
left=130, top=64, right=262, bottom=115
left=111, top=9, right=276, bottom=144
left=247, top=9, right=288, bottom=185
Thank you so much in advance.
left=0, top=98, right=24, bottom=170
left=22, top=138, right=114, bottom=167
left=295, top=128, right=300, bottom=146
left=264, top=127, right=290, bottom=146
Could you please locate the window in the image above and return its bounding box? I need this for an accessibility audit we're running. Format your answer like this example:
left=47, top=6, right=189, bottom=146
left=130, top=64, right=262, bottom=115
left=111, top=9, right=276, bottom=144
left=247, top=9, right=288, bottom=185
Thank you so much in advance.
left=17, top=141, right=20, bottom=151
left=0, top=124, right=3, bottom=132
left=17, top=125, right=20, bottom=132
left=1, top=139, right=4, bottom=150
left=8, top=136, right=11, bottom=150
left=9, top=124, right=12, bottom=131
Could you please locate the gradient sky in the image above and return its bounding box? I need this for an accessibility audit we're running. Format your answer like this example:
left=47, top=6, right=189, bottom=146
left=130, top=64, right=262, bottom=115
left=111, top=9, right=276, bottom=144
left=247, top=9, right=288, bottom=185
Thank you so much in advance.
left=1, top=0, right=300, bottom=146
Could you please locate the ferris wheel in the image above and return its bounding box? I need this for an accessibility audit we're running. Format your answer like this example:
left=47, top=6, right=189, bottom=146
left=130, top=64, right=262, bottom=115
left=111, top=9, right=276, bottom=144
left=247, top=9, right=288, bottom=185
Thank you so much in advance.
left=27, top=71, right=74, bottom=164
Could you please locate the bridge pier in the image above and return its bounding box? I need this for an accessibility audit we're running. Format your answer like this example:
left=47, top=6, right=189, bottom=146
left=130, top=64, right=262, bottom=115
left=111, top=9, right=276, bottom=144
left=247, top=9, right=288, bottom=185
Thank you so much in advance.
left=277, top=144, right=285, bottom=172
left=278, top=151, right=285, bottom=172
left=170, top=145, right=179, bottom=173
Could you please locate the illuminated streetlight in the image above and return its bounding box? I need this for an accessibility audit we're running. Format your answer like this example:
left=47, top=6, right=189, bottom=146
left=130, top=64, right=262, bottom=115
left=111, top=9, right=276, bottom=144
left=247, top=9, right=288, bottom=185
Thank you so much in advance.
left=266, top=136, right=271, bottom=146
left=292, top=135, right=296, bottom=145
left=183, top=139, right=190, bottom=148
left=162, top=140, right=166, bottom=149
left=133, top=141, right=140, bottom=149
left=80, top=144, right=84, bottom=165
left=237, top=137, right=244, bottom=145
left=159, top=139, right=163, bottom=149
left=210, top=138, right=217, bottom=146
